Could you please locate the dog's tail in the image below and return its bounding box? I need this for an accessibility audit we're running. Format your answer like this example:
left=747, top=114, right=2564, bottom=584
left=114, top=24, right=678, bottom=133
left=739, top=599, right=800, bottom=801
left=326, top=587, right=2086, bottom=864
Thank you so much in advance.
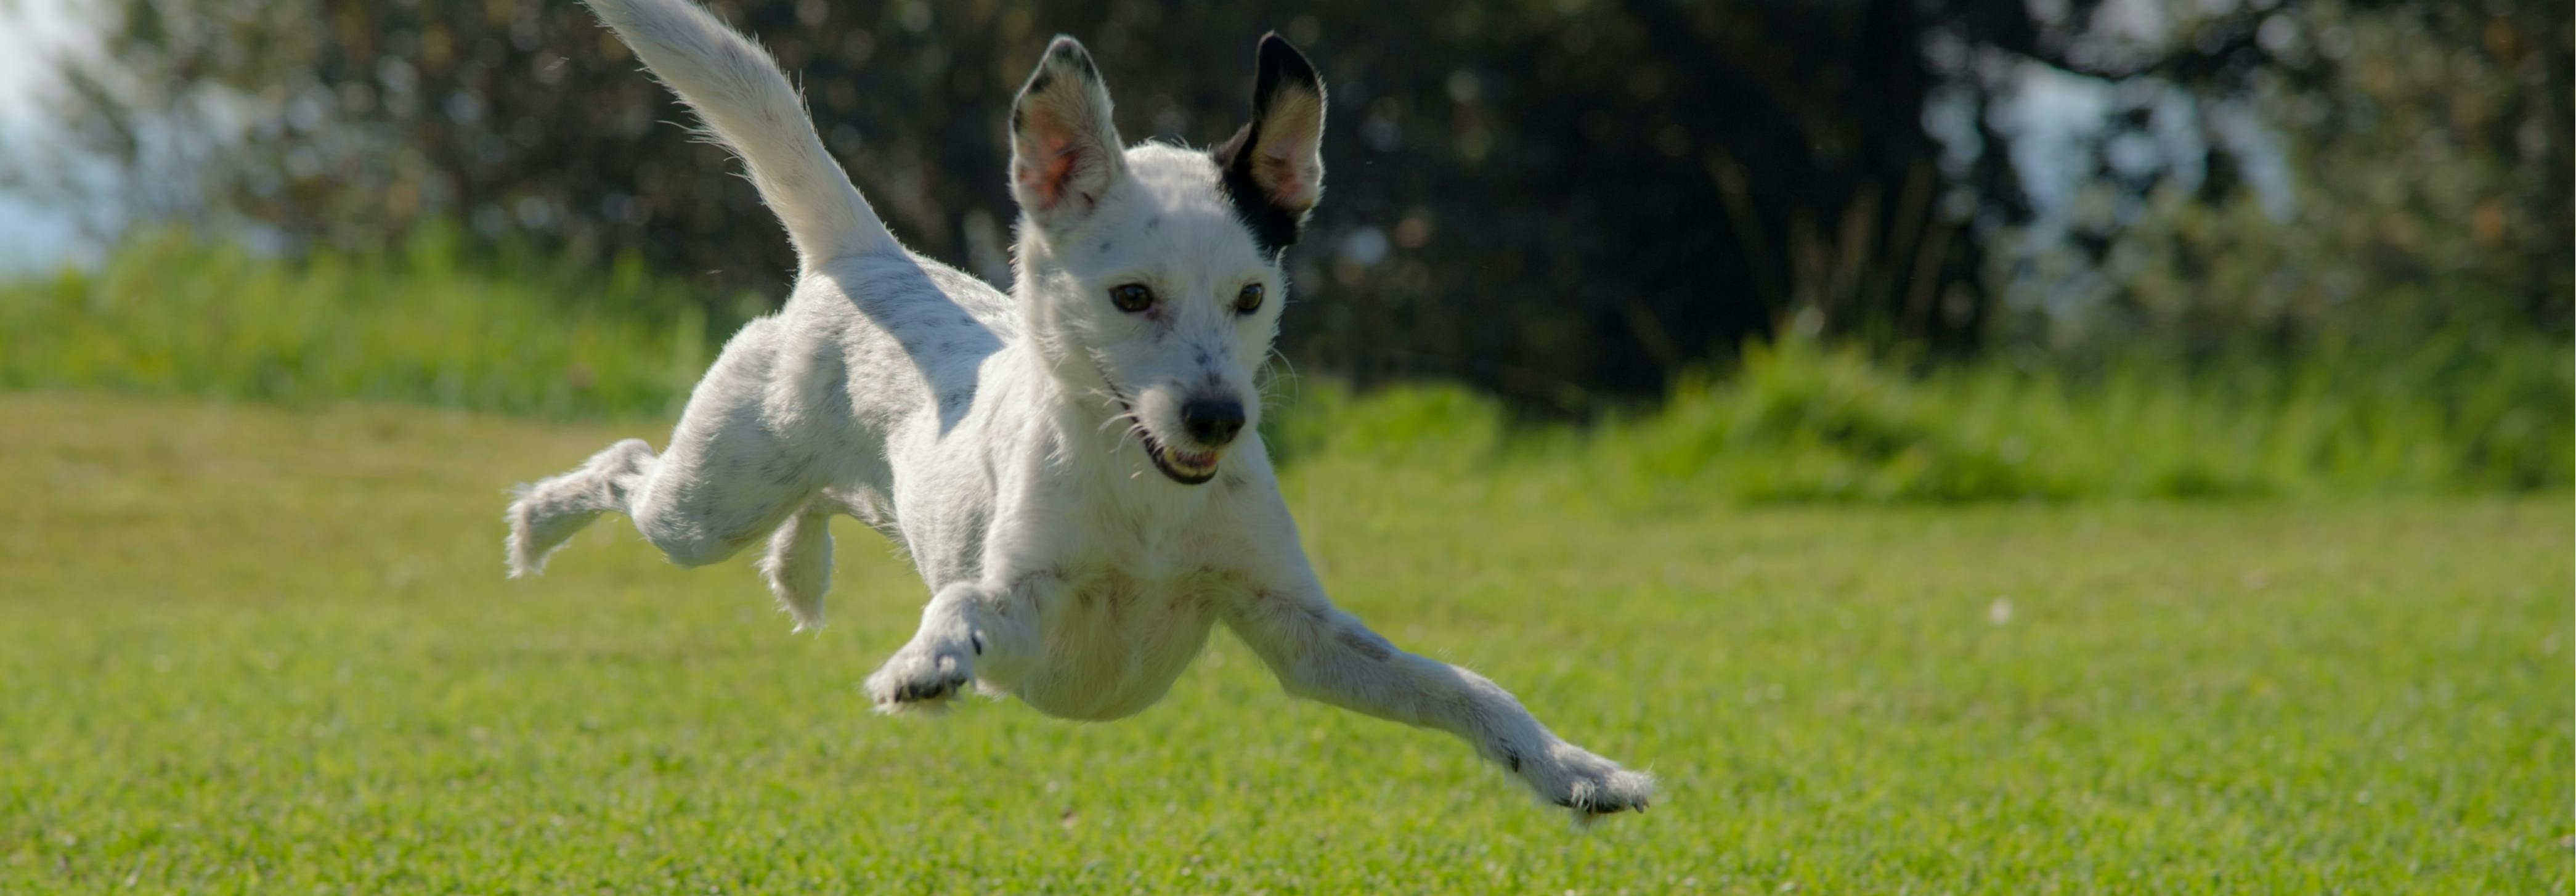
left=584, top=0, right=896, bottom=266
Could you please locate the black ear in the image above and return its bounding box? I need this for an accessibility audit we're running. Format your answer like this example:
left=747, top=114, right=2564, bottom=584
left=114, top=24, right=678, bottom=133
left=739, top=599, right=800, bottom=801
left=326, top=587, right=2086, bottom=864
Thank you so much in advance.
left=1213, top=33, right=1327, bottom=255
left=1010, top=36, right=1127, bottom=235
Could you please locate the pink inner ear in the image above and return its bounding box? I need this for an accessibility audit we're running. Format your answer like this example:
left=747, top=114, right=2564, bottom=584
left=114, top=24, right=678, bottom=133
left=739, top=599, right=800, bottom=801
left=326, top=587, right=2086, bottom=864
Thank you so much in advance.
left=1017, top=128, right=1081, bottom=209
left=1255, top=141, right=1320, bottom=210
left=1249, top=96, right=1323, bottom=210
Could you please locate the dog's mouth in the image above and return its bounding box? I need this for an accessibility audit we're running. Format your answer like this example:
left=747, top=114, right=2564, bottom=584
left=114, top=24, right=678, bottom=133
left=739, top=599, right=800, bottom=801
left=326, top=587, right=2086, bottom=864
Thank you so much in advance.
left=1097, top=363, right=1226, bottom=486
left=1136, top=425, right=1219, bottom=484
left=1094, top=363, right=1221, bottom=486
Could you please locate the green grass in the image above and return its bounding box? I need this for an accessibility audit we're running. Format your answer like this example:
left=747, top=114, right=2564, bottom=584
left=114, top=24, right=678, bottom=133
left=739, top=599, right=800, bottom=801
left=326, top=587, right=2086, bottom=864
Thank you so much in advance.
left=2, top=394, right=2566, bottom=893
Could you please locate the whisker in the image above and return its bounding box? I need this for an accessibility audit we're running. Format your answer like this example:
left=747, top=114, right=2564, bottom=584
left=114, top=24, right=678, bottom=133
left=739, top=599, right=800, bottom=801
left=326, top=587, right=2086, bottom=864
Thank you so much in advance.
left=1262, top=349, right=1302, bottom=407
left=1266, top=346, right=1299, bottom=381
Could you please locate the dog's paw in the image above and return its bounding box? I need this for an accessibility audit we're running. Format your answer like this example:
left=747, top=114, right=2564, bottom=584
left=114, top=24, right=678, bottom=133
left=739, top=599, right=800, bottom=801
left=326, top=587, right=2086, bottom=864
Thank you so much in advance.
left=863, top=637, right=976, bottom=713
left=1521, top=741, right=1657, bottom=824
left=503, top=494, right=596, bottom=578
left=503, top=438, right=652, bottom=577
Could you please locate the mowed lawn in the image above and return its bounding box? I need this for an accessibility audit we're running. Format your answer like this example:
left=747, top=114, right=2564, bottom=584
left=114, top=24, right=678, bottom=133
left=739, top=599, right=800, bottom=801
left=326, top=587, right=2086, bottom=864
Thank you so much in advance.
left=0, top=393, right=2566, bottom=894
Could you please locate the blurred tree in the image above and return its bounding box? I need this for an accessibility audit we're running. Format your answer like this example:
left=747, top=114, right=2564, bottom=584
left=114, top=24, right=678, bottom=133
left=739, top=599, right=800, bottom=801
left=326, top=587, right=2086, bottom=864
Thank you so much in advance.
left=15, top=0, right=1047, bottom=296
left=1962, top=0, right=2571, bottom=354
left=13, top=0, right=2564, bottom=409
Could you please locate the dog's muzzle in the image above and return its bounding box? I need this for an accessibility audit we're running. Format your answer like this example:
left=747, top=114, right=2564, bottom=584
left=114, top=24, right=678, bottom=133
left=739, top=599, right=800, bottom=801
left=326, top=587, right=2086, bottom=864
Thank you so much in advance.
left=1094, top=364, right=1225, bottom=486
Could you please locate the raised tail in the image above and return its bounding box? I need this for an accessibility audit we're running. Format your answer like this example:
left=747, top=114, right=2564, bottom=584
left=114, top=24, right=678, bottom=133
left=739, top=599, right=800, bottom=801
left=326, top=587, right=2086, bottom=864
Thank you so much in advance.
left=585, top=0, right=896, bottom=266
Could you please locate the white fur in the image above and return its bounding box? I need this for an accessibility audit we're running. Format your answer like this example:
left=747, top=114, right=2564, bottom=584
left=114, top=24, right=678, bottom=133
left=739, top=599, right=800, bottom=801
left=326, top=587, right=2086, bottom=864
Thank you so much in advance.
left=510, top=0, right=1654, bottom=821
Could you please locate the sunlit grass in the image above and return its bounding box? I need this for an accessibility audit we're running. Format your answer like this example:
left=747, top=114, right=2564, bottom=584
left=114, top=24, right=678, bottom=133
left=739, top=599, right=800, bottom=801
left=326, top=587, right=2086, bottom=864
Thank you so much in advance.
left=1, top=394, right=2566, bottom=893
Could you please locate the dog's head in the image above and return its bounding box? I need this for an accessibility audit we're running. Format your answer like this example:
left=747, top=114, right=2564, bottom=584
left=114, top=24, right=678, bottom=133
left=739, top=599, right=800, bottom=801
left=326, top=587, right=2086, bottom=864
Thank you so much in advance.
left=1006, top=34, right=1325, bottom=486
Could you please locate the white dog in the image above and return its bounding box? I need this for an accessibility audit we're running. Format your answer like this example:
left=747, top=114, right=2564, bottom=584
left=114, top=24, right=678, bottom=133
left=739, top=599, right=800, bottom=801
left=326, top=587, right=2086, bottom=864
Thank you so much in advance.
left=508, top=0, right=1654, bottom=820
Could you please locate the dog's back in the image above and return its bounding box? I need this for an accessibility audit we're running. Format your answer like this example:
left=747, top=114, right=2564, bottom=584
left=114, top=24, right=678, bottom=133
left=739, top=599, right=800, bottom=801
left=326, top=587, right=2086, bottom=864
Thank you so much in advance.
left=511, top=0, right=1017, bottom=619
left=583, top=0, right=1018, bottom=447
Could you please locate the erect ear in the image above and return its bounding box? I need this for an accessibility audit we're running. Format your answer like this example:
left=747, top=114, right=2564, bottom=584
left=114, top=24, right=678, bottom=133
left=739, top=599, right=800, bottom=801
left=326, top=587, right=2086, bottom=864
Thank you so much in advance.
left=1213, top=33, right=1327, bottom=255
left=1010, top=36, right=1126, bottom=234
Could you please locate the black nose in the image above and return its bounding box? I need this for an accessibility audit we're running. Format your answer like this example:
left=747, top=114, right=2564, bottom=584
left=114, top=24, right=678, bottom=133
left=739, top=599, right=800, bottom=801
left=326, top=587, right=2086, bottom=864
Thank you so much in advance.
left=1180, top=397, right=1246, bottom=447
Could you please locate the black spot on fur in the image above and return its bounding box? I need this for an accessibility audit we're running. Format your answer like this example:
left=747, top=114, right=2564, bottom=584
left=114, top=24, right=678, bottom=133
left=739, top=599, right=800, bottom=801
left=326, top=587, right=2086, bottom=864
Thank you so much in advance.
left=1214, top=129, right=1301, bottom=258
left=1046, top=37, right=1099, bottom=79
left=1144, top=216, right=1161, bottom=230
left=1212, top=33, right=1323, bottom=257
left=1504, top=749, right=1522, bottom=773
left=1097, top=240, right=1113, bottom=255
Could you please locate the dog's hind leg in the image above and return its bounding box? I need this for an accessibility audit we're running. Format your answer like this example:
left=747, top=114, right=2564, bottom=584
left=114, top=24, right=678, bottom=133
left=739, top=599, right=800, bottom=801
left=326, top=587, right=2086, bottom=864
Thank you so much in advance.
left=506, top=438, right=656, bottom=577
left=618, top=319, right=837, bottom=568
left=508, top=317, right=835, bottom=575
left=757, top=504, right=833, bottom=631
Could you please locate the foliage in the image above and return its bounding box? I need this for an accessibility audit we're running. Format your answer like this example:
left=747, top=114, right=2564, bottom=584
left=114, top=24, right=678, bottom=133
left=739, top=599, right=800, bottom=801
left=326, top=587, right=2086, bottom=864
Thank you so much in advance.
left=1986, top=0, right=2572, bottom=354
left=17, top=0, right=2264, bottom=406
left=15, top=1, right=2569, bottom=409
left=0, top=227, right=758, bottom=418
left=1596, top=335, right=2572, bottom=502
left=1, top=395, right=2567, bottom=892
left=1266, top=334, right=2572, bottom=503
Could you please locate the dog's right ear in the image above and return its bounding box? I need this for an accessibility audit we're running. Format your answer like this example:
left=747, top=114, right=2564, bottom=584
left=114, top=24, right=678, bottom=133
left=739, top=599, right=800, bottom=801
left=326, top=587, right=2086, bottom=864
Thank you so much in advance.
left=1010, top=36, right=1127, bottom=236
left=1214, top=33, right=1327, bottom=256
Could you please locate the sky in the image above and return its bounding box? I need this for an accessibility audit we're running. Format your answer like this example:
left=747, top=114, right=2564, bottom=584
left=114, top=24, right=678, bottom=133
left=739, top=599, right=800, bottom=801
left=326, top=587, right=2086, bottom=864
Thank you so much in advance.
left=0, top=0, right=89, bottom=274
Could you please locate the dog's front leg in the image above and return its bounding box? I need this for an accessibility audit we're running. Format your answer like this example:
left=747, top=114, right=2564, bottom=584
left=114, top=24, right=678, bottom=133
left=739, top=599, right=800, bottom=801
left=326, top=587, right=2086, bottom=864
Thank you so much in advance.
left=1224, top=555, right=1656, bottom=820
left=864, top=574, right=1050, bottom=712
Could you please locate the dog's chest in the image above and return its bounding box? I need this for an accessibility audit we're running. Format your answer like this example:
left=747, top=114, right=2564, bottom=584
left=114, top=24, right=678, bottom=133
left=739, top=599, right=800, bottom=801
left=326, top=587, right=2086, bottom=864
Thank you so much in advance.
left=1011, top=563, right=1233, bottom=720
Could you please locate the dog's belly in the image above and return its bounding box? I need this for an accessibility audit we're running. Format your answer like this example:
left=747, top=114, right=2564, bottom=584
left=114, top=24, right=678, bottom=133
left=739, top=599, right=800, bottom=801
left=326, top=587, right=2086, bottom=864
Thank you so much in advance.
left=1009, top=571, right=1219, bottom=721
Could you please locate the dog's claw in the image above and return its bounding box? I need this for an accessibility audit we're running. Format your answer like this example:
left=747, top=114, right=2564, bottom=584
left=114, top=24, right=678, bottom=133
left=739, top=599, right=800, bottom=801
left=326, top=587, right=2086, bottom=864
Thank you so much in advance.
left=1533, top=750, right=1657, bottom=821
left=894, top=674, right=962, bottom=703
left=866, top=643, right=975, bottom=712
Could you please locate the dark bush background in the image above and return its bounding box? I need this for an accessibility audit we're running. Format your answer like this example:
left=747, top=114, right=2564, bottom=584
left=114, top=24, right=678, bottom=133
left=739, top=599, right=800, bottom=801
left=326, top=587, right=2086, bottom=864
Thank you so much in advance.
left=17, top=0, right=2570, bottom=412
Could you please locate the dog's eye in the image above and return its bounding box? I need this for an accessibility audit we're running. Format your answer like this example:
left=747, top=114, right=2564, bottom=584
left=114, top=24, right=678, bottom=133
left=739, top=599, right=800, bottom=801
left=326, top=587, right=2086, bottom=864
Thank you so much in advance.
left=1234, top=283, right=1264, bottom=315
left=1109, top=283, right=1155, bottom=313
